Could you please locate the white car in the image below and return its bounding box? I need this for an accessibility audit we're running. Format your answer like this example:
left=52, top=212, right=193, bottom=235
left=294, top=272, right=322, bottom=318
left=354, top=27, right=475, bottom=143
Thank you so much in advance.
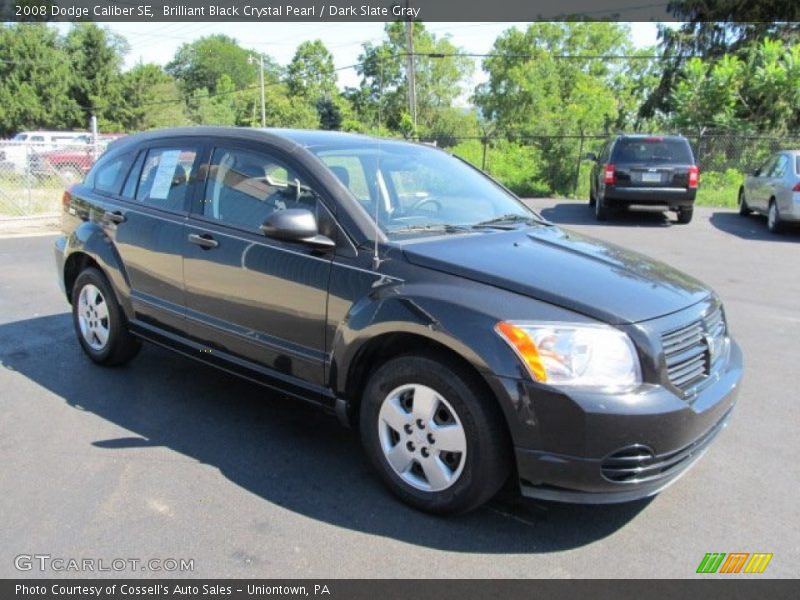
left=738, top=150, right=800, bottom=233
left=0, top=130, right=86, bottom=174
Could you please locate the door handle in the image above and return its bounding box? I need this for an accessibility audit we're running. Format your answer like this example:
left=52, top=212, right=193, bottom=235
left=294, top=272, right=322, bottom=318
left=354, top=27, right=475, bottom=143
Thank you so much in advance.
left=106, top=211, right=126, bottom=224
left=188, top=233, right=219, bottom=249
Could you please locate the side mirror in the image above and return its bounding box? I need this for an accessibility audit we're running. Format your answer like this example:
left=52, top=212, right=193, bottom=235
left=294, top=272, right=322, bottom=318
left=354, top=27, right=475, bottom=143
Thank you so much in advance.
left=260, top=208, right=335, bottom=251
left=584, top=152, right=597, bottom=162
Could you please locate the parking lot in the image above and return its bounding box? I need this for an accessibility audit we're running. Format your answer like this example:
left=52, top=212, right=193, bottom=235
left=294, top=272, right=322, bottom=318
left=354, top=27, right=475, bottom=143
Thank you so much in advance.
left=0, top=199, right=797, bottom=578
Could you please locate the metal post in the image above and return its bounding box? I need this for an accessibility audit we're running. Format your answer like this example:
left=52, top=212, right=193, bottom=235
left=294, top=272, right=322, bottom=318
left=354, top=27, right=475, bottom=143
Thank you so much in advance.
left=481, top=137, right=488, bottom=171
left=90, top=114, right=98, bottom=161
left=250, top=53, right=266, bottom=127
left=404, top=9, right=417, bottom=131
left=574, top=130, right=585, bottom=198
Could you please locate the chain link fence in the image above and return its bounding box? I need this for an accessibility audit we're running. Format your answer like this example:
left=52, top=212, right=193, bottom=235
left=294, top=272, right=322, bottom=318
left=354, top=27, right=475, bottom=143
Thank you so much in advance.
left=0, top=138, right=105, bottom=218
left=3, top=130, right=800, bottom=218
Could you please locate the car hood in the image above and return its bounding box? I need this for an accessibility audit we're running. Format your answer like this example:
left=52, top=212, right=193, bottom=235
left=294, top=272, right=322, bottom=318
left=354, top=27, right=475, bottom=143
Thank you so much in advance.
left=400, top=225, right=710, bottom=325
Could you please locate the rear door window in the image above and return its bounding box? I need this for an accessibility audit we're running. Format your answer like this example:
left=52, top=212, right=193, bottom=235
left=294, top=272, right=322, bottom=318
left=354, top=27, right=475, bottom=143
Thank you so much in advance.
left=612, top=138, right=693, bottom=164
left=134, top=147, right=199, bottom=212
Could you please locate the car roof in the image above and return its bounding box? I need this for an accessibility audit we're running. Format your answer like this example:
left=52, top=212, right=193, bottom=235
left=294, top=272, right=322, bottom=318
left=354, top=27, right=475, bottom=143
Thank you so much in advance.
left=616, top=134, right=689, bottom=142
left=109, top=126, right=423, bottom=153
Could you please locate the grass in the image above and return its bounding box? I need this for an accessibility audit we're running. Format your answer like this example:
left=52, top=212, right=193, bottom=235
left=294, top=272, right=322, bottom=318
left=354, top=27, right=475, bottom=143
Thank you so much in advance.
left=694, top=169, right=743, bottom=208
left=0, top=176, right=65, bottom=216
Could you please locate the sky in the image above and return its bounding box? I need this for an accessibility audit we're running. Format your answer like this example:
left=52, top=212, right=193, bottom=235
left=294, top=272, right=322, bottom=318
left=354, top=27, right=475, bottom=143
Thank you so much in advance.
left=55, top=21, right=670, bottom=95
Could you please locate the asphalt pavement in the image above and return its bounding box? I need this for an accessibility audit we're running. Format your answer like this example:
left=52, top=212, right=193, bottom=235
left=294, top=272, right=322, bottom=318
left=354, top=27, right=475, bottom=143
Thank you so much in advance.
left=0, top=200, right=797, bottom=578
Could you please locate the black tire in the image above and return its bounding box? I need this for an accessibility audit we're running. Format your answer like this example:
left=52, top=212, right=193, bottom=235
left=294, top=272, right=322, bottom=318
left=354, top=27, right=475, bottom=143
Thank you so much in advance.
left=677, top=207, right=694, bottom=224
left=738, top=188, right=751, bottom=216
left=767, top=200, right=784, bottom=234
left=595, top=193, right=609, bottom=221
left=359, top=354, right=510, bottom=514
left=71, top=267, right=140, bottom=366
left=589, top=185, right=596, bottom=207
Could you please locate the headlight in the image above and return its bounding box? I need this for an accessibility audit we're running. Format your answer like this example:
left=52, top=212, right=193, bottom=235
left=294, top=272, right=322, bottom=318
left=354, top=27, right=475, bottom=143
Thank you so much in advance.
left=495, top=321, right=641, bottom=391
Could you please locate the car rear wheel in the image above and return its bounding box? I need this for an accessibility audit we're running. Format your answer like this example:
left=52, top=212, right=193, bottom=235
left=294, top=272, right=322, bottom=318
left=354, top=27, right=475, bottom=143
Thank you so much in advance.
left=767, top=200, right=784, bottom=234
left=737, top=189, right=751, bottom=216
left=589, top=186, right=596, bottom=207
left=359, top=354, right=510, bottom=514
left=677, top=207, right=694, bottom=224
left=72, top=268, right=140, bottom=366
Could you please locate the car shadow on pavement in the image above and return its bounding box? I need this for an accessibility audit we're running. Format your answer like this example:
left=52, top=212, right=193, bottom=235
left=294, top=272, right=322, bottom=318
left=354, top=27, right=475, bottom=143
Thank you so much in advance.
left=537, top=202, right=673, bottom=227
left=709, top=211, right=800, bottom=242
left=0, top=313, right=652, bottom=554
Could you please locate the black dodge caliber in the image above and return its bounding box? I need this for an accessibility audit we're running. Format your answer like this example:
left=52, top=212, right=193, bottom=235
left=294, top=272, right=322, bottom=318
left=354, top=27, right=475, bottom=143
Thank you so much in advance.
left=54, top=127, right=742, bottom=514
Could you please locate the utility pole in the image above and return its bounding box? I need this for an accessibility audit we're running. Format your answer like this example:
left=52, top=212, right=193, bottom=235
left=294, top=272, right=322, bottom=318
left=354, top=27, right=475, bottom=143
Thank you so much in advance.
left=250, top=53, right=266, bottom=127
left=404, top=4, right=417, bottom=131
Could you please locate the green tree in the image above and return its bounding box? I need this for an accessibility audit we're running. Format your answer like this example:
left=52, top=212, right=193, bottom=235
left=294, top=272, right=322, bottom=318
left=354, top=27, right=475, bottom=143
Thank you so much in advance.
left=286, top=40, right=337, bottom=102
left=475, top=22, right=633, bottom=194
left=0, top=23, right=81, bottom=136
left=166, top=35, right=279, bottom=97
left=118, top=63, right=188, bottom=131
left=352, top=22, right=473, bottom=133
left=64, top=23, right=129, bottom=131
left=188, top=74, right=237, bottom=126
left=669, top=39, right=800, bottom=133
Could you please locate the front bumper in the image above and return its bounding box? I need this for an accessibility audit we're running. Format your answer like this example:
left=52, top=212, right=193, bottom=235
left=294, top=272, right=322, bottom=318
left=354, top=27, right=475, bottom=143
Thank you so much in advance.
left=490, top=339, right=742, bottom=504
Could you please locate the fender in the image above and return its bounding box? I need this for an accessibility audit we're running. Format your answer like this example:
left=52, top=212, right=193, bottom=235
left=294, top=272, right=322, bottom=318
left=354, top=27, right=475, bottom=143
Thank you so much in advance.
left=329, top=280, right=527, bottom=399
left=63, top=221, right=134, bottom=318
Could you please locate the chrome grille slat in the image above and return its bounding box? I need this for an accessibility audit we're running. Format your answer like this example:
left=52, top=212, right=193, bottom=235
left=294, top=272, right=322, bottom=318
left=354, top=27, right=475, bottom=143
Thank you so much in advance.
left=661, top=306, right=726, bottom=396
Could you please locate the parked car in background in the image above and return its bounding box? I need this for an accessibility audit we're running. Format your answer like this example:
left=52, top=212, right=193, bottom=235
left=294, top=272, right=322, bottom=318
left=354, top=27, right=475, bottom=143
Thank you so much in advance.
left=55, top=127, right=742, bottom=514
left=586, top=134, right=699, bottom=223
left=738, top=150, right=800, bottom=233
left=30, top=134, right=125, bottom=183
left=0, top=130, right=86, bottom=174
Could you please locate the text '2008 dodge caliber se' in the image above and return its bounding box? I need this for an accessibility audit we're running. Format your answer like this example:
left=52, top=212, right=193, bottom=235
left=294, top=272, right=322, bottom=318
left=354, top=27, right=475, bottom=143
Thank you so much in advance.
left=55, top=127, right=743, bottom=514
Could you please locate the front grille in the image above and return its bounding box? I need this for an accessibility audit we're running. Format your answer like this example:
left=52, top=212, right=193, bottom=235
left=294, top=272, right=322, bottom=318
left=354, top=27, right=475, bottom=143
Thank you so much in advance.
left=601, top=411, right=730, bottom=484
left=661, top=306, right=726, bottom=393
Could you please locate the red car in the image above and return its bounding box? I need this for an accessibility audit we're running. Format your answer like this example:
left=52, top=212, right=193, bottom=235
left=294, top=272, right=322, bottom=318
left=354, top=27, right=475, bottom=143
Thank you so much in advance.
left=31, top=134, right=125, bottom=183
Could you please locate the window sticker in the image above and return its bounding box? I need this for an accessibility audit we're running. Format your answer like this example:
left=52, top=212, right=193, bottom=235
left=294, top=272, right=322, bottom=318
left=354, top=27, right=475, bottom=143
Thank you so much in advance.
left=148, top=150, right=182, bottom=200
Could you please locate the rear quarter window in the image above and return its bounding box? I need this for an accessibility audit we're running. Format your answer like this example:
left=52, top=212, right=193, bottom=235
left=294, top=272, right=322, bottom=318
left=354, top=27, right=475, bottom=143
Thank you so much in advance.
left=87, top=151, right=135, bottom=195
left=612, top=138, right=694, bottom=164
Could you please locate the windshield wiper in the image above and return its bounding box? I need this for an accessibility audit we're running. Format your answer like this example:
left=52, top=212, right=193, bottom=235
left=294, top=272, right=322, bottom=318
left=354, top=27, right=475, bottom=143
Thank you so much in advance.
left=472, top=213, right=547, bottom=229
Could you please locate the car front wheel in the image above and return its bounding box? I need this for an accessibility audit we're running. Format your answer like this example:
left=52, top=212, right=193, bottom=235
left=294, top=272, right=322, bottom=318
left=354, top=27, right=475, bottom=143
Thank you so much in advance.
left=360, top=354, right=510, bottom=514
left=738, top=189, right=751, bottom=216
left=72, top=267, right=140, bottom=366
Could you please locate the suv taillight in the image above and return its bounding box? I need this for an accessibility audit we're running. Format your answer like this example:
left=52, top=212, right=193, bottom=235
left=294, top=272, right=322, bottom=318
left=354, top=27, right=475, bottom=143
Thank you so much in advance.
left=61, top=190, right=72, bottom=211
left=603, top=164, right=615, bottom=185
left=688, top=165, right=699, bottom=189
left=792, top=182, right=800, bottom=192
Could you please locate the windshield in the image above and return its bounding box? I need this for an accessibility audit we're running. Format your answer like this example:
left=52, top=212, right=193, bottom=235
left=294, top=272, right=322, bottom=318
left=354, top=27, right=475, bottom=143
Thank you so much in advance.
left=311, top=141, right=538, bottom=238
left=12, top=133, right=28, bottom=141
left=612, top=138, right=694, bottom=164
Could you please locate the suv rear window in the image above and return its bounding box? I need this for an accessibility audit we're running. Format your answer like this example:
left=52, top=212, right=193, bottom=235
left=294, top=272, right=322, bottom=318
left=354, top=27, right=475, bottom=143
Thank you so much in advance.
left=612, top=138, right=693, bottom=164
